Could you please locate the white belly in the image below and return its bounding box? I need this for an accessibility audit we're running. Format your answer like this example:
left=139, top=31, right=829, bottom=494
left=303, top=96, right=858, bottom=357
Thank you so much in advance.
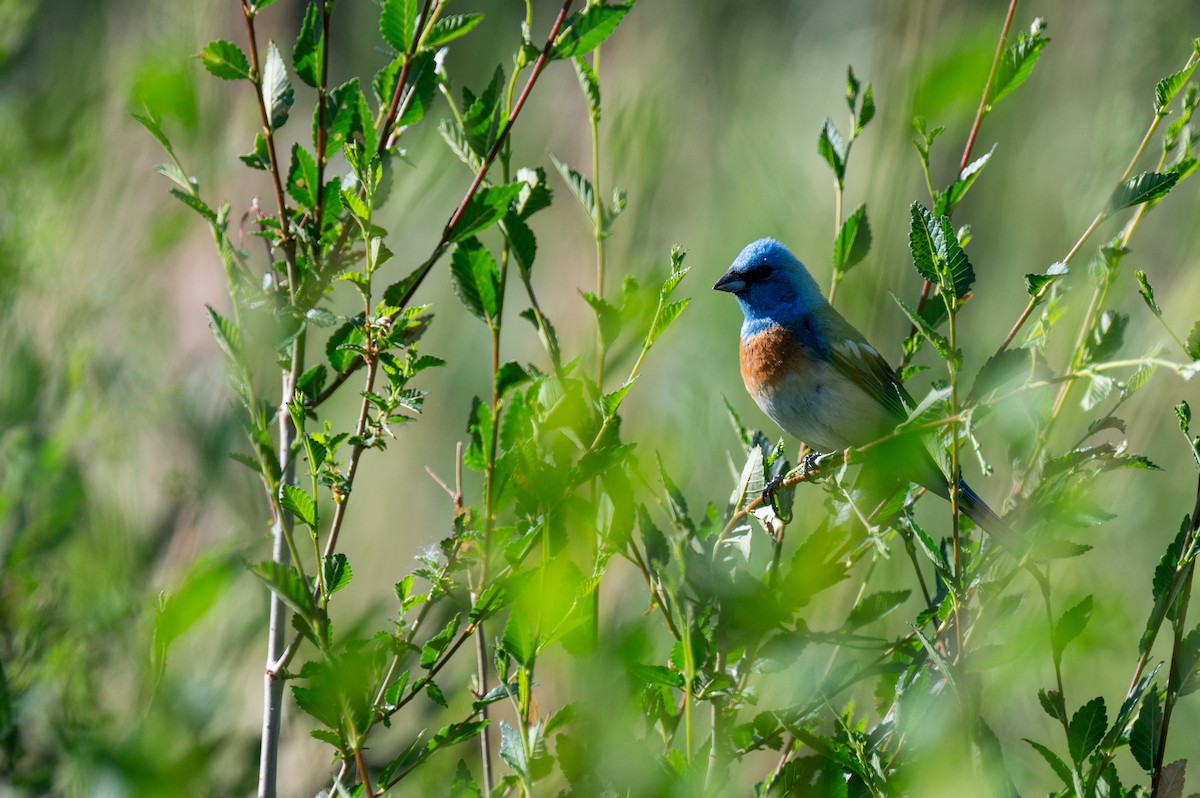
left=751, top=362, right=896, bottom=453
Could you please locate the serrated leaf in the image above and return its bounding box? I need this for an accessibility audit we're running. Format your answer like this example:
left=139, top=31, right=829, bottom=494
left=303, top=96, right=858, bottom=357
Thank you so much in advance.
left=420, top=614, right=461, bottom=669
left=893, top=294, right=953, bottom=360
left=206, top=306, right=243, bottom=366
left=601, top=379, right=636, bottom=417
left=1156, top=62, right=1197, bottom=114
left=845, top=590, right=910, bottom=629
left=287, top=144, right=320, bottom=209
left=1052, top=595, right=1093, bottom=662
left=449, top=238, right=500, bottom=323
left=170, top=188, right=217, bottom=223
left=425, top=13, right=484, bottom=48
left=1106, top=171, right=1180, bottom=218
left=240, top=133, right=270, bottom=170
left=495, top=361, right=530, bottom=398
left=987, top=19, right=1049, bottom=108
left=1187, top=319, right=1200, bottom=360
left=574, top=56, right=601, bottom=123
left=833, top=203, right=871, bottom=275
left=628, top=663, right=684, bottom=689
left=498, top=720, right=527, bottom=775
left=249, top=560, right=313, bottom=619
left=550, top=154, right=596, bottom=223
left=817, top=118, right=846, bottom=182
left=199, top=40, right=251, bottom=81
left=1082, top=310, right=1128, bottom=365
left=553, top=2, right=633, bottom=60
left=1039, top=689, right=1067, bottom=724
left=649, top=299, right=689, bottom=346
left=1067, top=696, right=1107, bottom=765
left=857, top=83, right=875, bottom=132
left=133, top=109, right=174, bottom=156
left=1025, top=262, right=1069, bottom=297
left=935, top=144, right=995, bottom=217
left=293, top=0, right=323, bottom=88
left=322, top=553, right=352, bottom=594
left=1130, top=686, right=1162, bottom=771
left=281, top=484, right=318, bottom=529
left=261, top=41, right=294, bottom=129
left=1025, top=739, right=1074, bottom=789
left=450, top=182, right=524, bottom=244
left=380, top=0, right=419, bottom=52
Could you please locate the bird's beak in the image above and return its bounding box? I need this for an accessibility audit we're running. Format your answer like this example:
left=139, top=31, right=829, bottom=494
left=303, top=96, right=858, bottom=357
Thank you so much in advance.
left=712, top=271, right=744, bottom=293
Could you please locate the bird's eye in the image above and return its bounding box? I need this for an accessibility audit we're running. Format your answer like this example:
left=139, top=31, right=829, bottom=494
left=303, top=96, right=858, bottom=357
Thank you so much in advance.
left=742, top=263, right=773, bottom=282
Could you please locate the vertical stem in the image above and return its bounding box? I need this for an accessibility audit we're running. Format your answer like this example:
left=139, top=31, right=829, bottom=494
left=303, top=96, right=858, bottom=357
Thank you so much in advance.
left=946, top=298, right=963, bottom=655
left=588, top=42, right=605, bottom=651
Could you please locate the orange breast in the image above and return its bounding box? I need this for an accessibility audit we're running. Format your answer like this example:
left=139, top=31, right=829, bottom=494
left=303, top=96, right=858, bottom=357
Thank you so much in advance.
left=740, top=324, right=811, bottom=394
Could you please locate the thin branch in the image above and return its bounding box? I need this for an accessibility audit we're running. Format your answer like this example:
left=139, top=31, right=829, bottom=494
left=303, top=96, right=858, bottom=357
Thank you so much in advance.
left=306, top=0, right=576, bottom=411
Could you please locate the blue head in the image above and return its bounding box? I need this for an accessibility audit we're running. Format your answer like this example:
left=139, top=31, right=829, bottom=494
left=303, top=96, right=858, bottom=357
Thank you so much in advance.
left=713, top=239, right=825, bottom=334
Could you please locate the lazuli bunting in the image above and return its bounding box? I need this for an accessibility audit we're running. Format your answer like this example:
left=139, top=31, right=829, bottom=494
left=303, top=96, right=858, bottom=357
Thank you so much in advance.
left=714, top=238, right=1006, bottom=538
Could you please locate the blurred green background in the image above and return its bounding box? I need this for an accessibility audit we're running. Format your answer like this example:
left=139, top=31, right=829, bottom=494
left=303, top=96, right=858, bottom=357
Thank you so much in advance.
left=3, top=0, right=1200, bottom=794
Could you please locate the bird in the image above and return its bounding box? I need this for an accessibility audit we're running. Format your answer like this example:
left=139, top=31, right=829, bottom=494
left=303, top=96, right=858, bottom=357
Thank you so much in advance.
left=713, top=237, right=1008, bottom=540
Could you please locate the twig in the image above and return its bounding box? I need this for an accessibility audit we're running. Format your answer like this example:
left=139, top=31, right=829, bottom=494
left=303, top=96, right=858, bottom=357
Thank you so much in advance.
left=306, top=0, right=576, bottom=411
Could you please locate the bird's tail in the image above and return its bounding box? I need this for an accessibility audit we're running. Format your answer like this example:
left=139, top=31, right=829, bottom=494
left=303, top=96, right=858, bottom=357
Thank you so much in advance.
left=958, top=481, right=1024, bottom=556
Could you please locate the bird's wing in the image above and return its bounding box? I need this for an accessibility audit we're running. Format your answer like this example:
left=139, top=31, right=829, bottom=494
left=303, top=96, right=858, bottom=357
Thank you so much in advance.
left=813, top=306, right=914, bottom=423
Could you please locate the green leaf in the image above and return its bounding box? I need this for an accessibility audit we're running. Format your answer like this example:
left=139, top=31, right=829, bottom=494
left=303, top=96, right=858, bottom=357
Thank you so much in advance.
left=628, top=662, right=684, bottom=689
left=133, top=109, right=175, bottom=156
left=420, top=614, right=461, bottom=669
left=1067, top=696, right=1107, bottom=765
left=502, top=608, right=535, bottom=667
left=281, top=484, right=318, bottom=529
left=550, top=154, right=597, bottom=224
left=1187, top=319, right=1200, bottom=360
left=450, top=183, right=524, bottom=244
left=574, top=56, right=601, bottom=123
left=832, top=203, right=871, bottom=275
left=817, top=118, right=846, bottom=182
left=935, top=144, right=995, bottom=217
left=845, top=590, right=910, bottom=629
left=601, top=379, right=636, bottom=417
left=199, top=40, right=251, bottom=81
left=326, top=317, right=365, bottom=372
left=449, top=238, right=500, bottom=323
left=986, top=18, right=1049, bottom=108
left=1082, top=310, right=1128, bottom=365
left=498, top=720, right=527, bottom=775
left=1106, top=171, right=1181, bottom=218
left=170, top=188, right=217, bottom=223
left=1052, top=595, right=1093, bottom=662
left=1038, top=689, right=1067, bottom=724
left=893, top=294, right=953, bottom=361
left=1025, top=739, right=1074, bottom=789
left=322, top=553, right=352, bottom=594
left=425, top=13, right=484, bottom=48
left=1130, top=686, right=1162, bottom=771
left=261, top=41, right=294, bottom=129
left=206, top=306, right=243, bottom=366
left=1025, top=262, right=1069, bottom=297
left=553, top=2, right=633, bottom=60
left=380, top=0, right=419, bottom=52
left=249, top=560, right=313, bottom=618
left=240, top=133, right=270, bottom=170
left=1135, top=269, right=1163, bottom=316
left=293, top=0, right=323, bottom=88
left=856, top=83, right=875, bottom=133
left=1156, top=62, right=1197, bottom=114
left=287, top=144, right=320, bottom=209
left=495, top=361, right=531, bottom=398
left=649, top=299, right=689, bottom=346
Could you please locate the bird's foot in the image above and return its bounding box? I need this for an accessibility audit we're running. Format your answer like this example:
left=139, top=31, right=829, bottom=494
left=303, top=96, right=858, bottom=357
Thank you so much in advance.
left=761, top=474, right=784, bottom=504
left=800, top=450, right=825, bottom=477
